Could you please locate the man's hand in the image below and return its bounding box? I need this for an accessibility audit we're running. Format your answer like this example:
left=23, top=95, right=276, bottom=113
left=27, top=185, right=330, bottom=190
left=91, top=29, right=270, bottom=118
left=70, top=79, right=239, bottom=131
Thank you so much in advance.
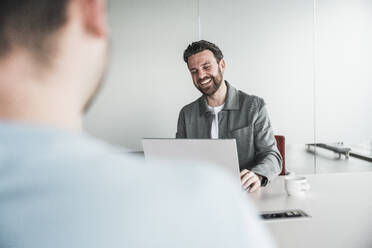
left=240, top=169, right=262, bottom=193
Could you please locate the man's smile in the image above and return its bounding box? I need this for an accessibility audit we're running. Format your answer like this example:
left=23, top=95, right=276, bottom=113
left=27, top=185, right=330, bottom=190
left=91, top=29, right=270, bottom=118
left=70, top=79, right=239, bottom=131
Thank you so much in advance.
left=199, top=78, right=212, bottom=88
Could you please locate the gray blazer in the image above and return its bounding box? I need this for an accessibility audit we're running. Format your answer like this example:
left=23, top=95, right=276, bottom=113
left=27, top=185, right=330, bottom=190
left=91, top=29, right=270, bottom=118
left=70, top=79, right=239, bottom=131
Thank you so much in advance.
left=176, top=81, right=282, bottom=185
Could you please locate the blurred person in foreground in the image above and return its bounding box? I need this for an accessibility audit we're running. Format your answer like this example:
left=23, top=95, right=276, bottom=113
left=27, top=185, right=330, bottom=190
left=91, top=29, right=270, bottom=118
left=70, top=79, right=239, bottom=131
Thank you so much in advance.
left=0, top=1, right=275, bottom=247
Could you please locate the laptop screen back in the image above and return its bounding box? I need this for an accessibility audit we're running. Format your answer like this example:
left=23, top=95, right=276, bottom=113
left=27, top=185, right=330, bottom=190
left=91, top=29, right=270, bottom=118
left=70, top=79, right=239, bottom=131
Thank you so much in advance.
left=142, top=139, right=240, bottom=178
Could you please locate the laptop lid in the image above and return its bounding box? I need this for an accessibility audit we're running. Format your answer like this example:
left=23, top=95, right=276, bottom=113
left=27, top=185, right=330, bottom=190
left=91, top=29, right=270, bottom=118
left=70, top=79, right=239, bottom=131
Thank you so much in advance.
left=142, top=138, right=240, bottom=178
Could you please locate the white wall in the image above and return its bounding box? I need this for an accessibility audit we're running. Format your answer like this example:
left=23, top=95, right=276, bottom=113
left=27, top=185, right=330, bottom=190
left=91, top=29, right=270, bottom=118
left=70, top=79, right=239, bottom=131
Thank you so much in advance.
left=316, top=0, right=372, bottom=144
left=84, top=0, right=372, bottom=151
left=84, top=0, right=200, bottom=150
left=199, top=0, right=315, bottom=145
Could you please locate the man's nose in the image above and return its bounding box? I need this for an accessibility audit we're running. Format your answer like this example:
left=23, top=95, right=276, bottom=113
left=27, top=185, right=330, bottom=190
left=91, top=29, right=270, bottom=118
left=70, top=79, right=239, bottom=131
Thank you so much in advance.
left=198, top=70, right=207, bottom=80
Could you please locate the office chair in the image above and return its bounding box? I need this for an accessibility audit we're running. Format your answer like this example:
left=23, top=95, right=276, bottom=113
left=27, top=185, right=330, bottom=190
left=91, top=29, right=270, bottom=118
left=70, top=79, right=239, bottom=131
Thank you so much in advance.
left=275, top=135, right=287, bottom=175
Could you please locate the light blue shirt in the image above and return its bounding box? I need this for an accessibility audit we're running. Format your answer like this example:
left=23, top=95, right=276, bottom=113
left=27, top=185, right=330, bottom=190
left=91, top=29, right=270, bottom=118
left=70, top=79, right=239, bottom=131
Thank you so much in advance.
left=0, top=122, right=275, bottom=248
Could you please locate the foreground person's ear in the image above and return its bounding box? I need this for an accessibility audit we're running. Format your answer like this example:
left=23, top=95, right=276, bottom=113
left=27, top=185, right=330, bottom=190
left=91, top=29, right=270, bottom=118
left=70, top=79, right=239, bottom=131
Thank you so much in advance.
left=79, top=0, right=108, bottom=38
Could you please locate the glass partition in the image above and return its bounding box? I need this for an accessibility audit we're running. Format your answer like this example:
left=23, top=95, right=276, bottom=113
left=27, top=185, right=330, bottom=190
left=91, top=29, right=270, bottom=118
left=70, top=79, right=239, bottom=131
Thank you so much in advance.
left=313, top=0, right=372, bottom=172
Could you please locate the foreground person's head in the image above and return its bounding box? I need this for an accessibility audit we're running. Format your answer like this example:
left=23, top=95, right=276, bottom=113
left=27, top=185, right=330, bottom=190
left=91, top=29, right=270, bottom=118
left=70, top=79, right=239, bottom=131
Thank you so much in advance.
left=0, top=0, right=110, bottom=130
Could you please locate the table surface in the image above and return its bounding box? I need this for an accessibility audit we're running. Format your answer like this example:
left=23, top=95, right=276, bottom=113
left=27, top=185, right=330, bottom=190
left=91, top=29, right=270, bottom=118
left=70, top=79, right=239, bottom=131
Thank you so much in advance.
left=250, top=172, right=372, bottom=248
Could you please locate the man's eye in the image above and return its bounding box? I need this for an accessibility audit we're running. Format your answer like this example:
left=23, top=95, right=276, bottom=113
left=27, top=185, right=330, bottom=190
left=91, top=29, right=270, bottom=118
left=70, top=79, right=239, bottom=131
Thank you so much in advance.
left=204, top=66, right=210, bottom=70
left=191, top=70, right=197, bottom=74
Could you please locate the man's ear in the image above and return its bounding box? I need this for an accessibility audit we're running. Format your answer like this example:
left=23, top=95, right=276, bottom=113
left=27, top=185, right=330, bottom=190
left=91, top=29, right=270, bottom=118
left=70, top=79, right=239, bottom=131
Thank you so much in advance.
left=80, top=0, right=108, bottom=37
left=219, top=58, right=226, bottom=73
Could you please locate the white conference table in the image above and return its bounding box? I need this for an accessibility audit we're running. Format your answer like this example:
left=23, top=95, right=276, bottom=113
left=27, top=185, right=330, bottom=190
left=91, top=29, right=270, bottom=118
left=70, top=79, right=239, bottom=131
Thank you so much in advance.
left=249, top=172, right=372, bottom=248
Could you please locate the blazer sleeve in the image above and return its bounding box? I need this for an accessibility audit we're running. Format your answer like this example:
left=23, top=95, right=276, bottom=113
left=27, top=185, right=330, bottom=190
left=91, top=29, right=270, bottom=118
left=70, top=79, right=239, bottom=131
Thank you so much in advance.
left=250, top=104, right=283, bottom=183
left=176, top=108, right=186, bottom=138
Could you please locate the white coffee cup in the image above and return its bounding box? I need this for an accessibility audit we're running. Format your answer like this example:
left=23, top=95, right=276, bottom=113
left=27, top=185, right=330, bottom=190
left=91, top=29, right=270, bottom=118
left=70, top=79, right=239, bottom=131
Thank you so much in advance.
left=284, top=176, right=310, bottom=196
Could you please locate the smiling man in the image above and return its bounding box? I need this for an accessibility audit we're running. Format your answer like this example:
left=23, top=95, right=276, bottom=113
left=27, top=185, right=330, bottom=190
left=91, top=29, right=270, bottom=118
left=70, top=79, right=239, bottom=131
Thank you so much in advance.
left=177, top=40, right=283, bottom=192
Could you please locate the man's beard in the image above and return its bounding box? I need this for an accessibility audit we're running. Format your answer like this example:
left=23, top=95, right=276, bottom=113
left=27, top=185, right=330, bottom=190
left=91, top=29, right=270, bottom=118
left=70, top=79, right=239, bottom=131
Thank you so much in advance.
left=196, top=67, right=223, bottom=96
left=82, top=43, right=111, bottom=113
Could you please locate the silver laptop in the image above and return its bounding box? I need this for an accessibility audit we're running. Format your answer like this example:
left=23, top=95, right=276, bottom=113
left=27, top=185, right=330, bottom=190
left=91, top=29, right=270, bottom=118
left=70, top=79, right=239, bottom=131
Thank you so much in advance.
left=142, top=138, right=240, bottom=178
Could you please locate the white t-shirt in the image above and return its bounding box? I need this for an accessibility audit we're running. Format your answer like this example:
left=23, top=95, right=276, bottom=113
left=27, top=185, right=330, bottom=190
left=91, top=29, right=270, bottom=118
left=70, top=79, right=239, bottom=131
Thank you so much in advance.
left=207, top=104, right=225, bottom=139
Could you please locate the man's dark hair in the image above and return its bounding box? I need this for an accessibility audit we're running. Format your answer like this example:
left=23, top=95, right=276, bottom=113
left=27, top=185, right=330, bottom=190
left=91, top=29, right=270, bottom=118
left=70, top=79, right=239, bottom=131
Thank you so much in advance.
left=183, top=40, right=224, bottom=64
left=0, top=0, right=70, bottom=60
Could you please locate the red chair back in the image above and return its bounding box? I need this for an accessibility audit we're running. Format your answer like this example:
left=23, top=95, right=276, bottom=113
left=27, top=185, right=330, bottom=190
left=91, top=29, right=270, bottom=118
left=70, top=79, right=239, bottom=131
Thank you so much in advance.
left=275, top=135, right=286, bottom=175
